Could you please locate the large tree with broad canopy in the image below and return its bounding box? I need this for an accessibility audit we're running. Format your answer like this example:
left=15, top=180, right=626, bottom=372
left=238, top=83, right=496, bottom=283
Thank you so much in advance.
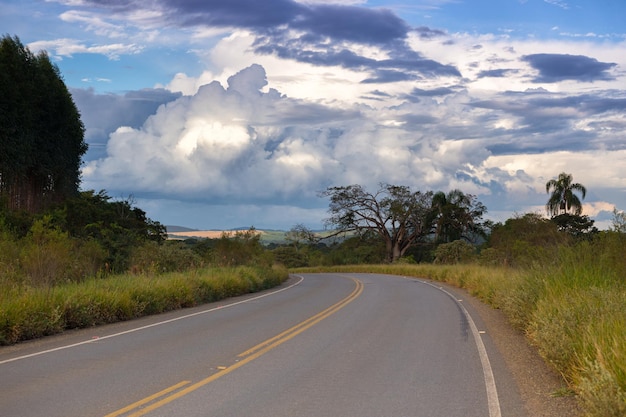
left=320, top=184, right=434, bottom=263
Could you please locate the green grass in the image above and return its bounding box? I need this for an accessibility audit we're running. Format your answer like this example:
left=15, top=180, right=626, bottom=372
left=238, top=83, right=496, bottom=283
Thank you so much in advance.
left=0, top=265, right=288, bottom=346
left=294, top=243, right=626, bottom=417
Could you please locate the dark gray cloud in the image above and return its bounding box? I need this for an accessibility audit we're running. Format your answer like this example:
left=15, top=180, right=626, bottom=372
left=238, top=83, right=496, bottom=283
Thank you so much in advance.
left=399, top=113, right=439, bottom=127
left=409, top=87, right=457, bottom=96
left=485, top=129, right=596, bottom=155
left=74, top=0, right=459, bottom=79
left=473, top=92, right=626, bottom=117
left=291, top=4, right=409, bottom=45
left=400, top=87, right=457, bottom=103
left=470, top=91, right=626, bottom=153
left=522, top=53, right=617, bottom=83
left=361, top=70, right=417, bottom=84
left=477, top=68, right=519, bottom=78
left=174, top=0, right=303, bottom=29
left=413, top=26, right=447, bottom=39
left=79, top=0, right=409, bottom=44
left=255, top=39, right=461, bottom=80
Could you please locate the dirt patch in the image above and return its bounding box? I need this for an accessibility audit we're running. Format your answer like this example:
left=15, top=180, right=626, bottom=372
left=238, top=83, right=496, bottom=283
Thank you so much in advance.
left=168, top=230, right=265, bottom=239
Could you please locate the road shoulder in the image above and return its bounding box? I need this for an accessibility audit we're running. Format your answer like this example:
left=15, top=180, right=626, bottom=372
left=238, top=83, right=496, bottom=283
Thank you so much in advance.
left=448, top=283, right=582, bottom=417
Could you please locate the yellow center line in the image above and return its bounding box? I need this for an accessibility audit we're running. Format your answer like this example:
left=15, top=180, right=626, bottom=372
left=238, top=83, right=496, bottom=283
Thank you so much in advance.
left=238, top=276, right=363, bottom=358
left=106, top=276, right=363, bottom=417
left=104, top=380, right=191, bottom=417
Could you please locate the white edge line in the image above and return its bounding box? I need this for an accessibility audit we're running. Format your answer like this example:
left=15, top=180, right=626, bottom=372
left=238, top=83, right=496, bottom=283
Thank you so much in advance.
left=0, top=275, right=305, bottom=366
left=420, top=279, right=502, bottom=417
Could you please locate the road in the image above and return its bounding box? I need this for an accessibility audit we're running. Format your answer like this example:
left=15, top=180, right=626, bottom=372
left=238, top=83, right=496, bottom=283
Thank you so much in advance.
left=0, top=273, right=527, bottom=416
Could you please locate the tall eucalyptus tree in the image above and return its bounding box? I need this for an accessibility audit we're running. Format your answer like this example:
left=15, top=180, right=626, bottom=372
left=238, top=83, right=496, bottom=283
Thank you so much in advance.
left=0, top=35, right=86, bottom=213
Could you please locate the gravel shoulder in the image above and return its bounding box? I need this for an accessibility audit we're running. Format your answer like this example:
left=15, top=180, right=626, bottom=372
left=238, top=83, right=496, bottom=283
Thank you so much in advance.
left=453, top=284, right=582, bottom=417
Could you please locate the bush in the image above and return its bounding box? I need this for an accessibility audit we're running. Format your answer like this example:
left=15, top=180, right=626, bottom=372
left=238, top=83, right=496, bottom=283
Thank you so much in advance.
left=486, top=213, right=570, bottom=268
left=20, top=217, right=73, bottom=287
left=0, top=227, right=21, bottom=287
left=433, top=240, right=476, bottom=264
left=273, top=246, right=309, bottom=268
left=129, top=241, right=203, bottom=274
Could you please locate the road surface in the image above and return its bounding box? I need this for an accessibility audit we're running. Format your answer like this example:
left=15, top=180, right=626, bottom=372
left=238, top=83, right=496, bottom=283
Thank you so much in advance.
left=0, top=273, right=527, bottom=416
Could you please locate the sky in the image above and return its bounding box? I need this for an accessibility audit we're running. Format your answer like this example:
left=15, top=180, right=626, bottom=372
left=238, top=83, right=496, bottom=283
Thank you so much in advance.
left=3, top=0, right=626, bottom=230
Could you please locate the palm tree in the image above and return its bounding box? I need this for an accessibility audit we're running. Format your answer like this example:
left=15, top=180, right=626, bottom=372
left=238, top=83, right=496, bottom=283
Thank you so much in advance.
left=545, top=172, right=587, bottom=217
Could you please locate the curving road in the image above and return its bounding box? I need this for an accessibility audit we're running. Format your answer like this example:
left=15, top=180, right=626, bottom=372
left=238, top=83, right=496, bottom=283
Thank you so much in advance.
left=0, top=273, right=527, bottom=416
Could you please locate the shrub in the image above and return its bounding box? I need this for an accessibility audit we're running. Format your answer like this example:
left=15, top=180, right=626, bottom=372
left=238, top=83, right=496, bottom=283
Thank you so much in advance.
left=433, top=240, right=476, bottom=264
left=129, top=241, right=203, bottom=274
left=273, top=246, right=309, bottom=268
left=487, top=213, right=569, bottom=268
left=20, top=217, right=73, bottom=287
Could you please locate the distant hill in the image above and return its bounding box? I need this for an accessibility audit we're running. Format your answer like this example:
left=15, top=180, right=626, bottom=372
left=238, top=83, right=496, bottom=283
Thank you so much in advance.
left=165, top=226, right=340, bottom=245
left=165, top=226, right=287, bottom=244
left=165, top=225, right=199, bottom=233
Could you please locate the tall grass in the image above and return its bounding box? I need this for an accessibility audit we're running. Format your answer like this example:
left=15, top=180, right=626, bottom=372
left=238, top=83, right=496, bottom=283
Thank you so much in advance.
left=0, top=265, right=288, bottom=345
left=295, top=234, right=626, bottom=416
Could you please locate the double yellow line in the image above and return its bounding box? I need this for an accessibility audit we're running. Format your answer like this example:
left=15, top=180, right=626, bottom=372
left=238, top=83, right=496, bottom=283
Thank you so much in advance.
left=106, top=276, right=363, bottom=417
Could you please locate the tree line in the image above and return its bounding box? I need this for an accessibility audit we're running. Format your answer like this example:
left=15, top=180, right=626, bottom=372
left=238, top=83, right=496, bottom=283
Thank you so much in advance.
left=0, top=35, right=166, bottom=280
left=0, top=35, right=86, bottom=213
left=320, top=184, right=487, bottom=263
left=270, top=172, right=598, bottom=268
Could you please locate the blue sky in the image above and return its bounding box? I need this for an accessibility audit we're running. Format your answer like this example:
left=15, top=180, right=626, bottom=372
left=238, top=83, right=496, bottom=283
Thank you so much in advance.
left=3, top=0, right=626, bottom=230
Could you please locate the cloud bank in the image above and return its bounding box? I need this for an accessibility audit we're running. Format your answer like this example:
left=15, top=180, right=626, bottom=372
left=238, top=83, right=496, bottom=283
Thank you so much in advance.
left=25, top=0, right=624, bottom=229
left=82, top=61, right=626, bottom=229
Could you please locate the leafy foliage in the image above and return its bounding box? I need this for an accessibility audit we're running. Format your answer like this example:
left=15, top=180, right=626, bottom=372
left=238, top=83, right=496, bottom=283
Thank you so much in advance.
left=321, top=184, right=487, bottom=263
left=546, top=172, right=587, bottom=217
left=433, top=240, right=476, bottom=264
left=483, top=213, right=570, bottom=268
left=129, top=241, right=204, bottom=274
left=321, top=184, right=434, bottom=262
left=52, top=190, right=167, bottom=272
left=211, top=228, right=272, bottom=267
left=611, top=208, right=626, bottom=233
left=550, top=213, right=598, bottom=238
left=429, top=189, right=487, bottom=244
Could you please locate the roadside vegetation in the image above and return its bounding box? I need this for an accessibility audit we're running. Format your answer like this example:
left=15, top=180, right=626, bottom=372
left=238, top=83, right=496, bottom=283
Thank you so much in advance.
left=0, top=217, right=287, bottom=345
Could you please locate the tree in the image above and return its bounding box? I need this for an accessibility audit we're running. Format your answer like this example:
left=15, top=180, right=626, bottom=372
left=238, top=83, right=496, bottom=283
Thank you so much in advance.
left=429, top=189, right=487, bottom=244
left=0, top=35, right=86, bottom=213
left=52, top=190, right=167, bottom=272
left=212, top=227, right=269, bottom=267
left=545, top=172, right=587, bottom=217
left=550, top=213, right=597, bottom=238
left=484, top=213, right=570, bottom=268
left=610, top=208, right=626, bottom=233
left=320, top=184, right=433, bottom=263
left=285, top=223, right=317, bottom=251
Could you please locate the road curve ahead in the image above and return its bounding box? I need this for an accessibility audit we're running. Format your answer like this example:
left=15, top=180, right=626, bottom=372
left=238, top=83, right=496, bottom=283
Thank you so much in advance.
left=0, top=273, right=526, bottom=417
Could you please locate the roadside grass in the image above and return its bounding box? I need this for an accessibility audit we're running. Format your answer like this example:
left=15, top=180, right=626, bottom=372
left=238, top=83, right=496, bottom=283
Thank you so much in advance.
left=294, top=236, right=626, bottom=417
left=0, top=265, right=288, bottom=346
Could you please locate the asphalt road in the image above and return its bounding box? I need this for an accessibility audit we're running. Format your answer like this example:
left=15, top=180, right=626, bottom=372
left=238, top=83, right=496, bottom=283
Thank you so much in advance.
left=0, top=273, right=527, bottom=417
